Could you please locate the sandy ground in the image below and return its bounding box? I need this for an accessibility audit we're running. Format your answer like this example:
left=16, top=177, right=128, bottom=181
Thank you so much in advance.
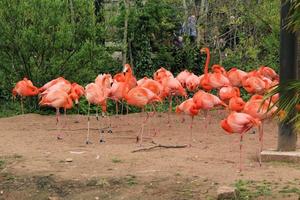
left=0, top=111, right=300, bottom=200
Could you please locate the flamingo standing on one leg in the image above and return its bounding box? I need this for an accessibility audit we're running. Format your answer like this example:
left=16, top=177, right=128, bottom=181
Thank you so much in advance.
left=95, top=74, right=113, bottom=134
left=221, top=112, right=261, bottom=172
left=243, top=94, right=277, bottom=165
left=175, top=98, right=200, bottom=147
left=39, top=89, right=73, bottom=139
left=12, top=78, right=39, bottom=114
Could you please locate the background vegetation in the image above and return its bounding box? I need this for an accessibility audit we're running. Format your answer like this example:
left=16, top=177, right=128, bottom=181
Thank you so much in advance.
left=0, top=0, right=285, bottom=116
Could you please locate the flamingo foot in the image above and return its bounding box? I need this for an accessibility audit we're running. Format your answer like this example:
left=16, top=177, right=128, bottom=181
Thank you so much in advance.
left=99, top=139, right=105, bottom=143
left=86, top=140, right=92, bottom=144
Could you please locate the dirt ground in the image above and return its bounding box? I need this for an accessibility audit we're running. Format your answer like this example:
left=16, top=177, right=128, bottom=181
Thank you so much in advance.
left=0, top=111, right=300, bottom=200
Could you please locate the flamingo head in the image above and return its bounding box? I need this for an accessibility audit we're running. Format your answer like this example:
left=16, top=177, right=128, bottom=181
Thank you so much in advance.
left=200, top=47, right=209, bottom=54
left=122, top=64, right=132, bottom=74
left=220, top=119, right=234, bottom=134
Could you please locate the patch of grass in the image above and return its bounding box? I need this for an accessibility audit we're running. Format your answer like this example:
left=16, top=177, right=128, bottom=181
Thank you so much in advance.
left=235, top=180, right=272, bottom=200
left=13, top=154, right=23, bottom=159
left=112, top=158, right=122, bottom=163
left=279, top=186, right=300, bottom=195
left=2, top=172, right=16, bottom=181
left=124, top=175, right=137, bottom=186
left=0, top=159, right=5, bottom=169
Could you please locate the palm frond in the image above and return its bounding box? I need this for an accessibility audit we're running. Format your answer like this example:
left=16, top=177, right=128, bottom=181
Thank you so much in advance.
left=263, top=80, right=300, bottom=125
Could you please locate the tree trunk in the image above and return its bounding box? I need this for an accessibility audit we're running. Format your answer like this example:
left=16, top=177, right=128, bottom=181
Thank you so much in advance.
left=278, top=0, right=298, bottom=151
left=122, top=0, right=129, bottom=65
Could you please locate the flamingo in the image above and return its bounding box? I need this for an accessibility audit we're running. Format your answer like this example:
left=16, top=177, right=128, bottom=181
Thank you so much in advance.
left=39, top=89, right=73, bottom=139
left=124, top=86, right=162, bottom=145
left=242, top=74, right=269, bottom=94
left=160, top=76, right=187, bottom=127
left=95, top=74, right=113, bottom=134
left=110, top=64, right=137, bottom=115
left=12, top=78, right=39, bottom=114
left=185, top=73, right=200, bottom=92
left=199, top=48, right=230, bottom=91
left=85, top=80, right=111, bottom=144
left=153, top=67, right=174, bottom=84
left=221, top=112, right=261, bottom=171
left=242, top=94, right=277, bottom=164
left=193, top=90, right=226, bottom=128
left=227, top=68, right=248, bottom=87
left=219, top=86, right=241, bottom=104
left=38, top=77, right=70, bottom=93
left=176, top=70, right=192, bottom=88
left=228, top=97, right=246, bottom=112
left=257, top=66, right=279, bottom=81
left=175, top=98, right=199, bottom=146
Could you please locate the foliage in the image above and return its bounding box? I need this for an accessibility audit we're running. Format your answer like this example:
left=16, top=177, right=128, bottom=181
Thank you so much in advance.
left=0, top=0, right=120, bottom=101
left=287, top=0, right=300, bottom=32
left=264, top=80, right=300, bottom=131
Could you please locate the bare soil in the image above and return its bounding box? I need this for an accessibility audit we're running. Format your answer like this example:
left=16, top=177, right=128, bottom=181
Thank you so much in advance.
left=0, top=111, right=300, bottom=200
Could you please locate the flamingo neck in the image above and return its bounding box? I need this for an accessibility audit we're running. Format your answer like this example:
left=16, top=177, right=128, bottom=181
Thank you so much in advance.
left=204, top=48, right=210, bottom=75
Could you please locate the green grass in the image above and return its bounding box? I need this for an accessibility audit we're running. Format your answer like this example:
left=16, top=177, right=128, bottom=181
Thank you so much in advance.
left=234, top=180, right=272, bottom=200
left=124, top=175, right=137, bottom=186
left=0, top=159, right=5, bottom=169
left=111, top=157, right=122, bottom=163
left=279, top=186, right=300, bottom=195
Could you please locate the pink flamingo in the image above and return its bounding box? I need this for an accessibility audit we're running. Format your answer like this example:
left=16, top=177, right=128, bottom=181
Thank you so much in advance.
left=12, top=78, right=39, bottom=114
left=221, top=112, right=261, bottom=171
left=124, top=86, right=162, bottom=145
left=175, top=98, right=200, bottom=146
left=39, top=89, right=73, bottom=139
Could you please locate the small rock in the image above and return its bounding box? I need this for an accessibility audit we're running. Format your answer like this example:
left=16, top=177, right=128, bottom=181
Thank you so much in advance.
left=0, top=190, right=3, bottom=195
left=65, top=158, right=73, bottom=162
left=95, top=197, right=99, bottom=200
left=48, top=197, right=59, bottom=200
left=217, top=186, right=237, bottom=200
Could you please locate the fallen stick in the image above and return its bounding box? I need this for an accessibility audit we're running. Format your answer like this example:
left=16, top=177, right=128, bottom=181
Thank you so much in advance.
left=132, top=143, right=188, bottom=153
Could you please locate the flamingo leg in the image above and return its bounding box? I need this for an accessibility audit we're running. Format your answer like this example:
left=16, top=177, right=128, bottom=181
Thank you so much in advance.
left=204, top=110, right=208, bottom=129
left=189, top=116, right=194, bottom=147
left=96, top=105, right=99, bottom=121
left=86, top=102, right=92, bottom=144
left=126, top=104, right=129, bottom=115
left=150, top=105, right=159, bottom=142
left=121, top=100, right=124, bottom=115
left=99, top=111, right=105, bottom=143
left=104, top=111, right=113, bottom=134
left=56, top=108, right=63, bottom=140
left=258, top=122, right=264, bottom=166
left=239, top=132, right=245, bottom=172
left=75, top=103, right=80, bottom=123
left=62, top=108, right=67, bottom=130
left=137, top=110, right=149, bottom=146
left=116, top=101, right=119, bottom=116
left=20, top=97, right=24, bottom=115
left=167, top=96, right=173, bottom=127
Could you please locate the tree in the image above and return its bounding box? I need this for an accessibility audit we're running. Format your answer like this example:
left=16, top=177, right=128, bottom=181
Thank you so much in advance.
left=265, top=0, right=298, bottom=151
